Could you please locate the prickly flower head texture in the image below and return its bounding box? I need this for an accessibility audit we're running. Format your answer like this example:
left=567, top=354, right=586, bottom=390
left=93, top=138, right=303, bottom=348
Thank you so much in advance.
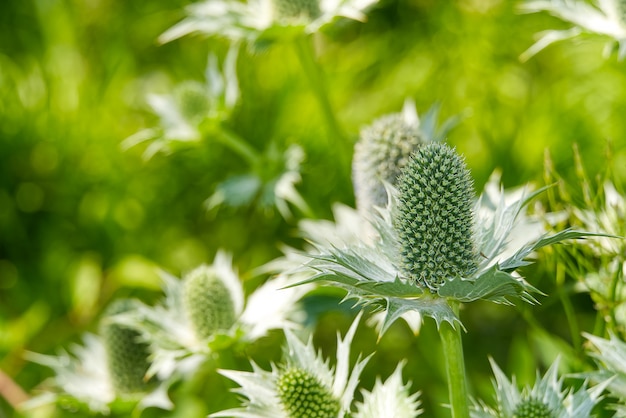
left=212, top=314, right=369, bottom=418
left=352, top=112, right=426, bottom=213
left=100, top=299, right=152, bottom=394
left=182, top=265, right=238, bottom=340
left=271, top=0, right=321, bottom=23
left=395, top=142, right=478, bottom=290
left=471, top=358, right=605, bottom=418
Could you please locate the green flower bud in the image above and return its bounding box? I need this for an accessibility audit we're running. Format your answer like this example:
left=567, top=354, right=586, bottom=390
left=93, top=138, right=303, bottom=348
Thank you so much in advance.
left=277, top=367, right=340, bottom=418
left=174, top=81, right=211, bottom=124
left=272, top=0, right=321, bottom=22
left=100, top=299, right=151, bottom=394
left=394, top=143, right=478, bottom=290
left=353, top=113, right=427, bottom=213
left=182, top=266, right=237, bottom=340
left=513, top=398, right=554, bottom=418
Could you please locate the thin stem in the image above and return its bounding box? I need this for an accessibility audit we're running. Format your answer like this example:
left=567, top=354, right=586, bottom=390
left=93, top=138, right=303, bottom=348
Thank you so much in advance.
left=439, top=300, right=470, bottom=418
left=555, top=255, right=581, bottom=352
left=215, top=126, right=260, bottom=165
left=292, top=35, right=345, bottom=143
left=0, top=369, right=29, bottom=408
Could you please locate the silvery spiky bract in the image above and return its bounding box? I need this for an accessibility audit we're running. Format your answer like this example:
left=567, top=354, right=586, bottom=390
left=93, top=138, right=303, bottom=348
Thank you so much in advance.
left=116, top=252, right=311, bottom=381
left=471, top=358, right=606, bottom=418
left=582, top=333, right=626, bottom=416
left=519, top=0, right=626, bottom=60
left=295, top=142, right=603, bottom=333
left=212, top=313, right=370, bottom=418
left=353, top=362, right=422, bottom=418
left=159, top=0, right=379, bottom=46
left=352, top=101, right=456, bottom=216
left=99, top=299, right=152, bottom=394
left=395, top=143, right=478, bottom=291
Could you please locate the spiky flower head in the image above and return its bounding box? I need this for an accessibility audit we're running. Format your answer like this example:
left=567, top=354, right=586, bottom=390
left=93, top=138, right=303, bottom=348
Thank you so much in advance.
left=582, top=333, right=626, bottom=415
left=353, top=109, right=426, bottom=213
left=182, top=265, right=238, bottom=340
left=99, top=299, right=152, bottom=394
left=111, top=252, right=311, bottom=382
left=271, top=0, right=321, bottom=23
left=173, top=81, right=211, bottom=124
left=212, top=313, right=370, bottom=418
left=395, top=142, right=478, bottom=291
left=471, top=358, right=605, bottom=418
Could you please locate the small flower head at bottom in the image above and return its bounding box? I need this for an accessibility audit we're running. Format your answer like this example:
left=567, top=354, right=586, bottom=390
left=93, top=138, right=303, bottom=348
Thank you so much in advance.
left=212, top=313, right=370, bottom=418
left=471, top=358, right=605, bottom=418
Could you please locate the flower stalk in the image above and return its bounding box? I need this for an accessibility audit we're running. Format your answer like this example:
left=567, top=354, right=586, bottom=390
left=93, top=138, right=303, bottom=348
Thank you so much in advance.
left=439, top=300, right=470, bottom=418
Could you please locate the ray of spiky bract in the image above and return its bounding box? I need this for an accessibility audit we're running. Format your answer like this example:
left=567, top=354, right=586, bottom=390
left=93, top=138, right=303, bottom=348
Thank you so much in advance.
left=272, top=0, right=321, bottom=22
left=182, top=265, right=237, bottom=340
left=354, top=362, right=422, bottom=418
left=395, top=142, right=478, bottom=291
left=100, top=299, right=152, bottom=394
left=277, top=368, right=340, bottom=418
left=352, top=113, right=427, bottom=214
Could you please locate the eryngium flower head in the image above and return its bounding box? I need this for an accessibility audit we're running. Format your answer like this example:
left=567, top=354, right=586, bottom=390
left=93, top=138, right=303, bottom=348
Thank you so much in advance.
left=471, top=358, right=605, bottom=418
left=100, top=299, right=152, bottom=394
left=395, top=142, right=478, bottom=291
left=271, top=0, right=321, bottom=23
left=353, top=113, right=426, bottom=213
left=182, top=265, right=237, bottom=340
left=582, top=333, right=626, bottom=415
left=212, top=314, right=369, bottom=418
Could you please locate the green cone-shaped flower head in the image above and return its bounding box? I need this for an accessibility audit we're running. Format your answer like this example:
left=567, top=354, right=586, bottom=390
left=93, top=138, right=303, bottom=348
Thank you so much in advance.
left=272, top=0, right=321, bottom=23
left=395, top=142, right=478, bottom=290
left=277, top=367, right=340, bottom=418
left=174, top=81, right=211, bottom=124
left=100, top=299, right=151, bottom=394
left=353, top=113, right=427, bottom=213
left=513, top=398, right=553, bottom=418
left=182, top=265, right=237, bottom=340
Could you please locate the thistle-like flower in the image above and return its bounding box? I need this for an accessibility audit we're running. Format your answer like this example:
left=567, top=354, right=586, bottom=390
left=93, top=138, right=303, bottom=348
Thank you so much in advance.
left=122, top=47, right=239, bottom=160
left=296, top=142, right=601, bottom=333
left=583, top=333, right=626, bottom=416
left=24, top=302, right=173, bottom=415
left=519, top=0, right=626, bottom=60
left=211, top=313, right=370, bottom=418
left=352, top=101, right=457, bottom=216
left=159, top=0, right=379, bottom=47
left=118, top=252, right=311, bottom=381
left=471, top=358, right=605, bottom=418
left=353, top=362, right=422, bottom=418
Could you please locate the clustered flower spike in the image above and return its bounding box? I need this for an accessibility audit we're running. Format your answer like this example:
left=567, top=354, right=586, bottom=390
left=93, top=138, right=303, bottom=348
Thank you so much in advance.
left=519, top=0, right=626, bottom=61
left=114, top=251, right=310, bottom=382
left=395, top=142, right=478, bottom=291
left=99, top=299, right=153, bottom=394
left=271, top=0, right=322, bottom=24
left=471, top=358, right=606, bottom=418
left=212, top=313, right=370, bottom=418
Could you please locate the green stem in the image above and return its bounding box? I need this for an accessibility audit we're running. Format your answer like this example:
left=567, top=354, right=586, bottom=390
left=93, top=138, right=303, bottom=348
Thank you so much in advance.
left=293, top=35, right=345, bottom=143
left=440, top=300, right=470, bottom=418
left=215, top=126, right=260, bottom=165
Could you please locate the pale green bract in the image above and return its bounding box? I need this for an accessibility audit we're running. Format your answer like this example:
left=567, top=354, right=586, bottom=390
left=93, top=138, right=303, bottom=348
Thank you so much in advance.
left=211, top=313, right=370, bottom=418
left=519, top=0, right=626, bottom=60
left=471, top=358, right=606, bottom=418
left=294, top=160, right=602, bottom=334
left=159, top=0, right=379, bottom=47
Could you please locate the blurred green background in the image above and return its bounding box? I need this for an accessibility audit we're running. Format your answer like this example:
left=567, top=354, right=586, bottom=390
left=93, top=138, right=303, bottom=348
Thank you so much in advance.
left=1, top=0, right=626, bottom=416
